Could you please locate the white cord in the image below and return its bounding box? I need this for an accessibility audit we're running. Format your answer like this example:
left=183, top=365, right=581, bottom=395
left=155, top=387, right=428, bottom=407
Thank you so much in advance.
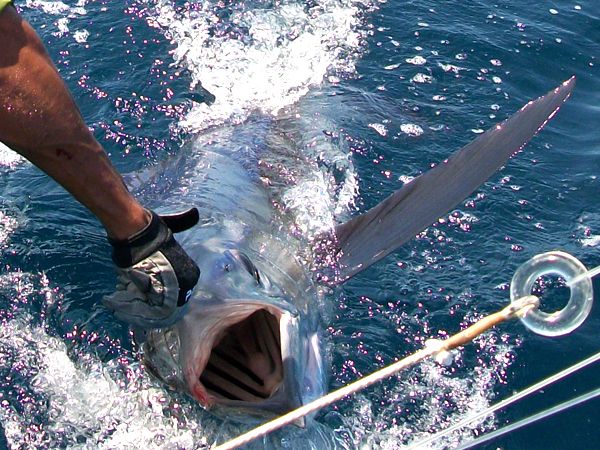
left=455, top=386, right=600, bottom=450
left=406, top=351, right=600, bottom=450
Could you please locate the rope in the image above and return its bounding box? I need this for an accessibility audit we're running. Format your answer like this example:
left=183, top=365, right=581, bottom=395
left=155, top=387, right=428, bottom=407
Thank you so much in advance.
left=406, top=350, right=600, bottom=449
left=211, top=296, right=539, bottom=450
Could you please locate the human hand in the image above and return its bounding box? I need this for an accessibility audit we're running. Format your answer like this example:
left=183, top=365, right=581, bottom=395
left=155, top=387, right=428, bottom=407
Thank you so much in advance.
left=103, top=208, right=200, bottom=329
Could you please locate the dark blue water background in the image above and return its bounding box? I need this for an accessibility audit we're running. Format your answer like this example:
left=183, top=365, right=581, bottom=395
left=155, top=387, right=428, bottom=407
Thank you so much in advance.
left=1, top=1, right=599, bottom=449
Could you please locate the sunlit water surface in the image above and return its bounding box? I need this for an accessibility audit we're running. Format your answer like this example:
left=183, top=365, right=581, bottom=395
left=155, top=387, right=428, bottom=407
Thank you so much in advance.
left=1, top=1, right=599, bottom=449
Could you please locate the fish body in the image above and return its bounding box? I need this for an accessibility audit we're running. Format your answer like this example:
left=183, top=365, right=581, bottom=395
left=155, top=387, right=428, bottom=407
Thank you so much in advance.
left=133, top=79, right=575, bottom=420
left=134, top=122, right=326, bottom=419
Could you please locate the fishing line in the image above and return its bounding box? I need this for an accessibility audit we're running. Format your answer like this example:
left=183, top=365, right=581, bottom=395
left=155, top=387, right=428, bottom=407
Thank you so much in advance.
left=567, top=264, right=600, bottom=288
left=212, top=251, right=600, bottom=450
left=405, top=350, right=600, bottom=450
left=455, top=386, right=600, bottom=450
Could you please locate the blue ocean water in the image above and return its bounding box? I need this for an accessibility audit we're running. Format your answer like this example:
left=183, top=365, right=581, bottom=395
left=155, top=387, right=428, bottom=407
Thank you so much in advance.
left=0, top=1, right=599, bottom=449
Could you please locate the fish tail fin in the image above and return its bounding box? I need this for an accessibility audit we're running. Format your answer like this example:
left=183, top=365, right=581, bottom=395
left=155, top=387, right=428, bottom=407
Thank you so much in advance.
left=327, top=77, right=575, bottom=282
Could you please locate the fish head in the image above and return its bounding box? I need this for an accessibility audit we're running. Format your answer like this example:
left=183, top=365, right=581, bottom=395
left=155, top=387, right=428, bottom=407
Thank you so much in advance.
left=137, top=244, right=325, bottom=420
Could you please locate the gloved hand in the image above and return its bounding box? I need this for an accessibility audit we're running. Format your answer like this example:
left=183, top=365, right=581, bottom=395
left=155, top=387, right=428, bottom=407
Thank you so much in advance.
left=103, top=208, right=200, bottom=329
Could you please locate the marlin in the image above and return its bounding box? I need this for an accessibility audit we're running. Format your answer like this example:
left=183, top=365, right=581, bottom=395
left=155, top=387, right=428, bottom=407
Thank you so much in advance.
left=131, top=78, right=574, bottom=419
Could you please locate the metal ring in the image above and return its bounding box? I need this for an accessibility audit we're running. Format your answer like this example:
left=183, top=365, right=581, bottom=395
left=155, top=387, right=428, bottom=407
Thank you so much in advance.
left=510, top=251, right=593, bottom=337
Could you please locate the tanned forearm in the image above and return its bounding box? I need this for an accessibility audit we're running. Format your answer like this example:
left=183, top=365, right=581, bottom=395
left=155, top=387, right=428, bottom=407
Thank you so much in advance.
left=0, top=6, right=147, bottom=239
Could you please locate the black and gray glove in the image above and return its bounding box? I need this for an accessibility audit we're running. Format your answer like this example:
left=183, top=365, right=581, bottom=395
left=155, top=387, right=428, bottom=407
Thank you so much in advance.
left=103, top=208, right=200, bottom=329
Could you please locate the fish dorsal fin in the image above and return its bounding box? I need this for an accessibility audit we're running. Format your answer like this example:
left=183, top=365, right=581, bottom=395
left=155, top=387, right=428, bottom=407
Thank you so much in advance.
left=332, top=77, right=575, bottom=281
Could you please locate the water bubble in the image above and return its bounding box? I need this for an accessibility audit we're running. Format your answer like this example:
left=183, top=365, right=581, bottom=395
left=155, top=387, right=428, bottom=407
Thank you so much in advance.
left=411, top=73, right=433, bottom=83
left=368, top=123, right=388, bottom=137
left=400, top=124, right=424, bottom=137
left=406, top=55, right=427, bottom=65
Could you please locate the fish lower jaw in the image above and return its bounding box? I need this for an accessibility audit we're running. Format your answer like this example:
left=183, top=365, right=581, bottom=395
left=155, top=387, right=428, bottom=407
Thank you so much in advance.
left=194, top=308, right=285, bottom=407
left=184, top=360, right=214, bottom=407
left=190, top=380, right=214, bottom=407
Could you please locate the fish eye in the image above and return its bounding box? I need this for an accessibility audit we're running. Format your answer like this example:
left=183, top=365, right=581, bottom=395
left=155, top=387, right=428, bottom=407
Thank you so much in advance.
left=239, top=252, right=261, bottom=285
left=225, top=250, right=262, bottom=285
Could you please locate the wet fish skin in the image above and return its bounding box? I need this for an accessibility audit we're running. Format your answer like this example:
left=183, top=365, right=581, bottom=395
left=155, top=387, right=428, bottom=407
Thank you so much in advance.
left=134, top=78, right=575, bottom=420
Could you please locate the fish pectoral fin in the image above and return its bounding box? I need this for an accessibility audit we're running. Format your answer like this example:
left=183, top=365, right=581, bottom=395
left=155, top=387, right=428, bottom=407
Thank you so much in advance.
left=326, top=77, right=575, bottom=282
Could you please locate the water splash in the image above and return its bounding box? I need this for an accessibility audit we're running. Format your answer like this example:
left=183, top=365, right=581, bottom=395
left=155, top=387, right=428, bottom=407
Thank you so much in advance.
left=146, top=0, right=369, bottom=132
left=23, top=0, right=88, bottom=39
left=0, top=142, right=23, bottom=170
left=0, top=313, right=216, bottom=449
left=0, top=206, right=24, bottom=249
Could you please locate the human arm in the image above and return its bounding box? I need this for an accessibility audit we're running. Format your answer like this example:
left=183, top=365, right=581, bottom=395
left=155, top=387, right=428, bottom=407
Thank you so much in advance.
left=0, top=4, right=200, bottom=327
left=0, top=4, right=147, bottom=239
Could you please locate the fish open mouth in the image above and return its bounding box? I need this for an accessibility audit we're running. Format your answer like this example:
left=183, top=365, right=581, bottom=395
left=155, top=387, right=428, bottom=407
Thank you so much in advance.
left=199, top=309, right=284, bottom=403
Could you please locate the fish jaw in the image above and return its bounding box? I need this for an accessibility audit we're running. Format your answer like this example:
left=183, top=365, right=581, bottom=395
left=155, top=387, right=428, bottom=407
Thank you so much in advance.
left=177, top=302, right=262, bottom=407
left=178, top=325, right=214, bottom=406
left=175, top=298, right=300, bottom=412
left=187, top=372, right=213, bottom=406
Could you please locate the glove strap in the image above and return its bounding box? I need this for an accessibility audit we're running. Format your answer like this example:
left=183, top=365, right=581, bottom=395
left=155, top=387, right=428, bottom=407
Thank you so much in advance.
left=161, top=208, right=200, bottom=233
left=109, top=211, right=169, bottom=268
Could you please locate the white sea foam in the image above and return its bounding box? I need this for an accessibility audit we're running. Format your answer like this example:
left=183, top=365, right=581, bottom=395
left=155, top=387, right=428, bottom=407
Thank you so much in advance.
left=576, top=213, right=600, bottom=247
left=0, top=141, right=23, bottom=169
left=368, top=123, right=388, bottom=136
left=336, top=333, right=514, bottom=449
left=411, top=72, right=433, bottom=83
left=0, top=210, right=19, bottom=246
left=400, top=123, right=424, bottom=136
left=406, top=55, right=427, bottom=65
left=438, top=63, right=463, bottom=74
left=0, top=311, right=217, bottom=449
left=55, top=16, right=70, bottom=35
left=73, top=29, right=90, bottom=43
left=23, top=0, right=70, bottom=15
left=148, top=0, right=366, bottom=133
left=24, top=0, right=88, bottom=41
left=23, top=0, right=87, bottom=15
